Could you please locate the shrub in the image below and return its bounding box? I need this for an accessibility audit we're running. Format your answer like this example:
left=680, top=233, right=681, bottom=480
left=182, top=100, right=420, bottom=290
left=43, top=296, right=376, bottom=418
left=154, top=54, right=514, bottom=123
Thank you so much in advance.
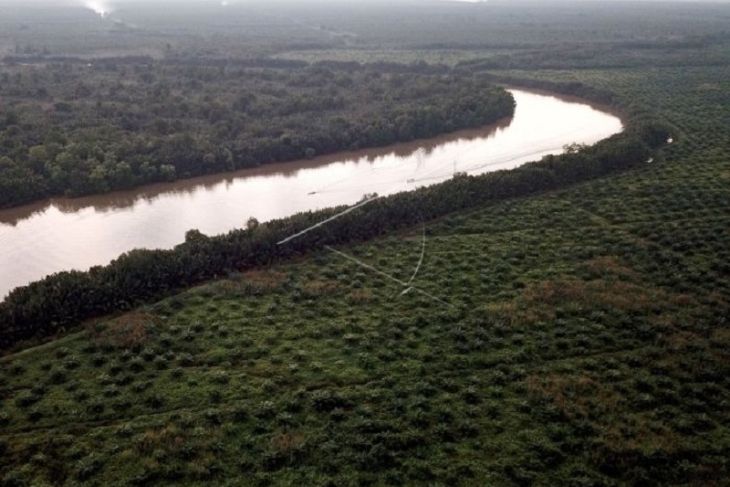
left=462, top=386, right=481, bottom=405
left=76, top=455, right=104, bottom=481
left=145, top=394, right=165, bottom=409
left=115, top=374, right=134, bottom=386
left=153, top=356, right=168, bottom=370
left=14, top=391, right=40, bottom=409
left=73, top=390, right=90, bottom=403
left=255, top=401, right=276, bottom=419
left=211, top=371, right=229, bottom=384
left=456, top=420, right=480, bottom=438
left=205, top=408, right=222, bottom=425
left=27, top=409, right=43, bottom=422
left=63, top=356, right=81, bottom=370
left=8, top=363, right=25, bottom=376
left=103, top=385, right=120, bottom=398
left=108, top=360, right=123, bottom=376
left=49, top=369, right=68, bottom=385
left=232, top=406, right=248, bottom=423
left=311, top=390, right=351, bottom=412
left=179, top=353, right=195, bottom=366
left=129, top=357, right=145, bottom=372
left=141, top=348, right=157, bottom=362
left=209, top=390, right=223, bottom=403
left=86, top=401, right=105, bottom=415
left=55, top=347, right=71, bottom=359
left=112, top=400, right=132, bottom=412
left=91, top=354, right=107, bottom=367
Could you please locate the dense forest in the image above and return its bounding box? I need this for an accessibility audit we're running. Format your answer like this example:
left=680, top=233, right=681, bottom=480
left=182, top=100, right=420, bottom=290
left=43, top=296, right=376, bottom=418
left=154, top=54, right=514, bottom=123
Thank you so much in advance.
left=0, top=62, right=513, bottom=207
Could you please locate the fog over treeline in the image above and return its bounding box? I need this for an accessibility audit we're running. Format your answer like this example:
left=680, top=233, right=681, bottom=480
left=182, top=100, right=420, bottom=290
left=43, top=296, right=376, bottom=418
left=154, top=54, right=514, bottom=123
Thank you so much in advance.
left=2, top=0, right=728, bottom=57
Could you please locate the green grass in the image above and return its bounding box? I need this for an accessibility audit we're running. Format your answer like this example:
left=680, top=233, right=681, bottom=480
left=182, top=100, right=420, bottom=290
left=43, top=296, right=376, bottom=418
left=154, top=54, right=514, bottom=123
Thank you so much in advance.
left=1, top=66, right=729, bottom=486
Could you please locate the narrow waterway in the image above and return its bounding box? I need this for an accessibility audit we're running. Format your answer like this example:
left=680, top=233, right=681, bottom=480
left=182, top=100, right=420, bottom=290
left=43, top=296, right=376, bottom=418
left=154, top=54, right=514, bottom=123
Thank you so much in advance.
left=0, top=89, right=623, bottom=298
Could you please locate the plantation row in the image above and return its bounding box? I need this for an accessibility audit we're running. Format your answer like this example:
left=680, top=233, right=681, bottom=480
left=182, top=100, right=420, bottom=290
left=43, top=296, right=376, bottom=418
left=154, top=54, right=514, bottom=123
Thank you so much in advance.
left=0, top=85, right=671, bottom=351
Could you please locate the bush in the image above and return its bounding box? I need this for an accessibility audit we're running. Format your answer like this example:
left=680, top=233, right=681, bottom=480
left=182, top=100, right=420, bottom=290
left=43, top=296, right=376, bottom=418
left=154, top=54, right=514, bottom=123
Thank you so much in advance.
left=63, top=356, right=81, bottom=370
left=255, top=401, right=276, bottom=419
left=153, top=356, right=168, bottom=370
left=27, top=409, right=43, bottom=422
left=145, top=394, right=165, bottom=409
left=76, top=455, right=104, bottom=481
left=86, top=401, right=105, bottom=415
left=129, top=357, right=145, bottom=373
left=232, top=406, right=248, bottom=423
left=91, top=354, right=107, bottom=367
left=311, top=390, right=351, bottom=412
left=49, top=369, right=68, bottom=385
left=14, top=391, right=40, bottom=409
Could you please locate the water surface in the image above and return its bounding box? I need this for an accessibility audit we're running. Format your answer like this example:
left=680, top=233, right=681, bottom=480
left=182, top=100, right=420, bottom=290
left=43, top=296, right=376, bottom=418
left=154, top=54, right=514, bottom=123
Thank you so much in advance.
left=0, top=89, right=622, bottom=298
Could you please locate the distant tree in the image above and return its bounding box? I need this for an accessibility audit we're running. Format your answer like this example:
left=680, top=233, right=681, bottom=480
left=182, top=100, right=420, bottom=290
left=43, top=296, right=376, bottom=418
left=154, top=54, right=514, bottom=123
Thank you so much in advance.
left=185, top=229, right=208, bottom=244
left=246, top=217, right=259, bottom=231
left=563, top=143, right=588, bottom=154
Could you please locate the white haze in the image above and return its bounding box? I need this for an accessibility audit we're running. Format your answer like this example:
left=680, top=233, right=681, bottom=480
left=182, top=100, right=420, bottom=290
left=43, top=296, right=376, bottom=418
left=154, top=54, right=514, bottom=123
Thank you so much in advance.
left=3, top=0, right=729, bottom=5
left=83, top=0, right=112, bottom=16
left=1, top=0, right=728, bottom=20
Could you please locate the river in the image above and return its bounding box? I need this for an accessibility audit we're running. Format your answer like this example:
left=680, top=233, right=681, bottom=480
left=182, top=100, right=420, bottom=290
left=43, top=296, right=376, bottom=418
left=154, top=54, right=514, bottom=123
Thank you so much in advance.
left=0, top=89, right=622, bottom=299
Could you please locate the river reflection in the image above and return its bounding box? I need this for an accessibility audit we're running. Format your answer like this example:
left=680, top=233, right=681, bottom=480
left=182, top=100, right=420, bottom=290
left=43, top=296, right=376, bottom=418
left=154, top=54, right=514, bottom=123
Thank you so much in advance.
left=0, top=89, right=622, bottom=298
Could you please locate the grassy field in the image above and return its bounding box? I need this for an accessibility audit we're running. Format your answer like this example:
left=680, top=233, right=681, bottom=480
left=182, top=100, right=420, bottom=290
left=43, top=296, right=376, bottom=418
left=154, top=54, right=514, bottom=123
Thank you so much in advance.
left=0, top=61, right=728, bottom=485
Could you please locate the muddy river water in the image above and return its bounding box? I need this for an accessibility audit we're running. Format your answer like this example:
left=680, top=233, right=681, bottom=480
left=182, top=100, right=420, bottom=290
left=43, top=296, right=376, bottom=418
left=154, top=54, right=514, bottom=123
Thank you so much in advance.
left=0, top=89, right=623, bottom=299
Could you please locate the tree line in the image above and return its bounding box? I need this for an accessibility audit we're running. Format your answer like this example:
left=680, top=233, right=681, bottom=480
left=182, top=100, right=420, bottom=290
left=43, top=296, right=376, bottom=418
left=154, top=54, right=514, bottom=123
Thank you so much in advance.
left=0, top=63, right=513, bottom=208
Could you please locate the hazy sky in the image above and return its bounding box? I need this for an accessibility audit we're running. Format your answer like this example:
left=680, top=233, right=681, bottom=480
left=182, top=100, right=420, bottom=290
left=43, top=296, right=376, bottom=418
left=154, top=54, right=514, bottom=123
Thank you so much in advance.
left=3, top=0, right=730, bottom=4
left=1, top=0, right=729, bottom=14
